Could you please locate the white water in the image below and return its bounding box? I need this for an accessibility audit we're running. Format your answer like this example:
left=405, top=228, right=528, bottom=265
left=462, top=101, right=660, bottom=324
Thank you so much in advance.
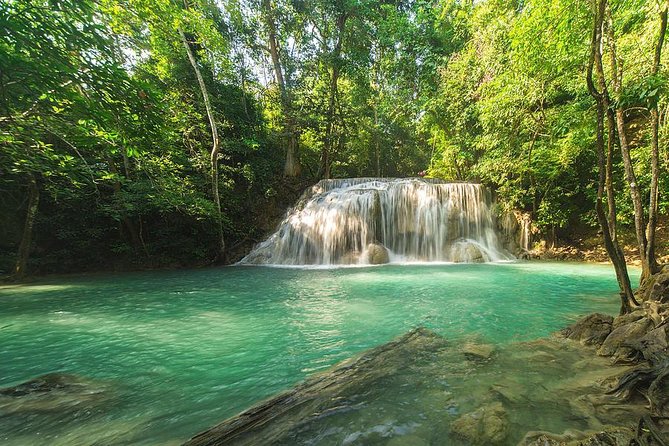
left=240, top=178, right=514, bottom=265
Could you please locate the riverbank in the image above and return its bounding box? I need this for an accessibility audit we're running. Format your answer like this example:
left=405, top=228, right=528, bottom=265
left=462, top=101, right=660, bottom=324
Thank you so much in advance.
left=526, top=221, right=669, bottom=266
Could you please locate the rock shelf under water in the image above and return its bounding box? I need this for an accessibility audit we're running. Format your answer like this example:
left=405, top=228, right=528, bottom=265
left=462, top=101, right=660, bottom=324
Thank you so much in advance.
left=184, top=326, right=656, bottom=446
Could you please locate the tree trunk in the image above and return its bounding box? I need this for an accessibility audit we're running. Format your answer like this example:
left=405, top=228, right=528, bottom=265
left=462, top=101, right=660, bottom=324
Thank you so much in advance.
left=14, top=175, right=39, bottom=280
left=179, top=26, right=225, bottom=260
left=321, top=12, right=348, bottom=180
left=604, top=7, right=651, bottom=282
left=587, top=0, right=637, bottom=313
left=647, top=4, right=667, bottom=276
left=261, top=0, right=300, bottom=177
left=374, top=105, right=380, bottom=177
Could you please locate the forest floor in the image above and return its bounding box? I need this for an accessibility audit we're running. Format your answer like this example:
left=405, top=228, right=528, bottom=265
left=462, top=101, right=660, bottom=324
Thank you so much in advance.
left=535, top=220, right=669, bottom=266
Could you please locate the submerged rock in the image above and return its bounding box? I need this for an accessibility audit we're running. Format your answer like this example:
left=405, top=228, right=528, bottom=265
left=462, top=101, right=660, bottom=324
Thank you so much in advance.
left=462, top=342, right=495, bottom=361
left=560, top=313, right=614, bottom=347
left=450, top=401, right=508, bottom=445
left=0, top=373, right=110, bottom=414
left=183, top=327, right=449, bottom=446
left=367, top=243, right=390, bottom=264
left=521, top=428, right=634, bottom=446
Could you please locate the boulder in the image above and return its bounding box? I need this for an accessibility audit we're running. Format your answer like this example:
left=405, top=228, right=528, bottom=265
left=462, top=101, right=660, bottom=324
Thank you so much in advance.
left=462, top=342, right=495, bottom=361
left=367, top=243, right=390, bottom=264
left=612, top=310, right=645, bottom=329
left=451, top=242, right=485, bottom=263
left=450, top=401, right=508, bottom=445
left=560, top=313, right=613, bottom=347
left=598, top=317, right=654, bottom=357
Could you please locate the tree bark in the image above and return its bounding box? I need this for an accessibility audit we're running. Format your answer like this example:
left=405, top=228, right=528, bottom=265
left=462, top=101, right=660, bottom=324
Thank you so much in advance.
left=179, top=26, right=225, bottom=260
left=321, top=12, right=348, bottom=179
left=261, top=0, right=301, bottom=177
left=587, top=0, right=637, bottom=313
left=14, top=175, right=39, bottom=280
left=647, top=4, right=667, bottom=276
left=604, top=7, right=651, bottom=282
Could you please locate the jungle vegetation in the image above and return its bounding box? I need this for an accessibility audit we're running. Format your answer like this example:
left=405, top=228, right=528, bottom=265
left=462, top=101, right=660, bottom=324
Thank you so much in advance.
left=1, top=0, right=668, bottom=297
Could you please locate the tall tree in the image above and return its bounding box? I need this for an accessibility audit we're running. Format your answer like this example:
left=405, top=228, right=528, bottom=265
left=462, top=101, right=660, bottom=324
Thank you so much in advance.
left=178, top=23, right=225, bottom=259
left=647, top=0, right=668, bottom=280
left=587, top=0, right=637, bottom=313
left=604, top=4, right=659, bottom=283
left=260, top=0, right=301, bottom=177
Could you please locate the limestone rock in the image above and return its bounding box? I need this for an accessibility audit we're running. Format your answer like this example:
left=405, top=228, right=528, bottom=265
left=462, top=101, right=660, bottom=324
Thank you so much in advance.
left=451, top=242, right=485, bottom=263
left=598, top=317, right=654, bottom=357
left=462, top=342, right=495, bottom=361
left=560, top=313, right=613, bottom=347
left=612, top=311, right=644, bottom=329
left=367, top=243, right=390, bottom=264
left=450, top=401, right=508, bottom=445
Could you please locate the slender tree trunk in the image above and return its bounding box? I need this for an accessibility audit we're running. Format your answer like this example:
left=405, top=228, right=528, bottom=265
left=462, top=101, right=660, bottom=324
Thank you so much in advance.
left=179, top=27, right=225, bottom=260
left=374, top=105, right=380, bottom=177
left=604, top=8, right=651, bottom=282
left=14, top=175, right=39, bottom=280
left=587, top=0, right=637, bottom=314
left=321, top=12, right=348, bottom=180
left=604, top=107, right=617, bottom=237
left=648, top=4, right=667, bottom=275
left=108, top=156, right=143, bottom=252
left=261, top=0, right=300, bottom=177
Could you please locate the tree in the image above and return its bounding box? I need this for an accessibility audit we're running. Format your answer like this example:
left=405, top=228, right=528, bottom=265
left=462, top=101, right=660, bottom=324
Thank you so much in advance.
left=260, top=0, right=301, bottom=177
left=586, top=0, right=637, bottom=313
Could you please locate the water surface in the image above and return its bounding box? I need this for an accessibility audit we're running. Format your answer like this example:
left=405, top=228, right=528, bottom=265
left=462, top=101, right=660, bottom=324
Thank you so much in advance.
left=0, top=262, right=639, bottom=445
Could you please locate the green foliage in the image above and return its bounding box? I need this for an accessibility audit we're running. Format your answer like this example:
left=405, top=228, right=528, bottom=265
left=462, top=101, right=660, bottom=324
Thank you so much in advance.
left=2, top=0, right=668, bottom=274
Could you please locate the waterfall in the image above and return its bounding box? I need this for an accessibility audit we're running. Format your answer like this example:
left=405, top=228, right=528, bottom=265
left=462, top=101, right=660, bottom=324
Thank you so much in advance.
left=239, top=178, right=514, bottom=265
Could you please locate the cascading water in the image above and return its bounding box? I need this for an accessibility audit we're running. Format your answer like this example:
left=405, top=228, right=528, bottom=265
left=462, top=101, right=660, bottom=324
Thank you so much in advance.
left=240, top=178, right=514, bottom=265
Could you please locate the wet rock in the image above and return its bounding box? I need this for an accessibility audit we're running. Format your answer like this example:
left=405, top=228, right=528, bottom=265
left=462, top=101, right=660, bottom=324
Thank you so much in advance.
left=451, top=242, right=485, bottom=263
left=184, top=328, right=449, bottom=446
left=560, top=313, right=613, bottom=347
left=462, top=342, right=495, bottom=361
left=367, top=243, right=390, bottom=264
left=612, top=310, right=644, bottom=329
left=450, top=401, right=508, bottom=445
left=598, top=317, right=654, bottom=357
